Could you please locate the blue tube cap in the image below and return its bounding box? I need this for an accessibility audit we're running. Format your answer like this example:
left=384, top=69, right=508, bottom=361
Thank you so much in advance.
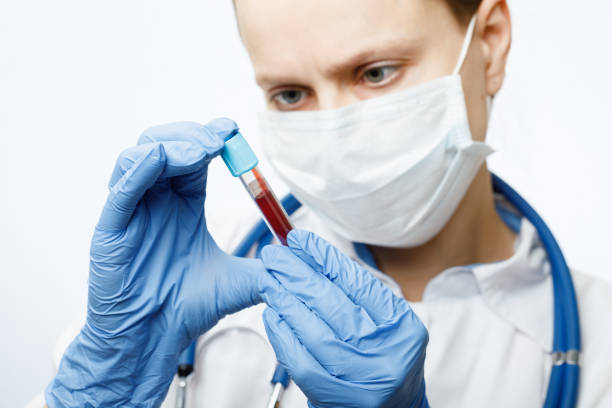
left=221, top=132, right=258, bottom=177
left=271, top=364, right=291, bottom=388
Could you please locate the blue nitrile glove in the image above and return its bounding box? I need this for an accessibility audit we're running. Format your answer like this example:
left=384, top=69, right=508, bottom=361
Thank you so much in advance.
left=260, top=230, right=429, bottom=408
left=45, top=120, right=268, bottom=408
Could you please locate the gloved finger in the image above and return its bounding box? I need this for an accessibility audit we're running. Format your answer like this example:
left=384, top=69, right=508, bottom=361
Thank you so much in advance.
left=109, top=120, right=230, bottom=188
left=108, top=141, right=224, bottom=213
left=262, top=307, right=331, bottom=387
left=109, top=140, right=219, bottom=188
left=136, top=119, right=235, bottom=198
left=178, top=251, right=276, bottom=338
left=287, top=230, right=407, bottom=324
left=211, top=255, right=273, bottom=317
left=98, top=143, right=166, bottom=231
left=137, top=118, right=238, bottom=145
left=261, top=244, right=376, bottom=345
left=260, top=264, right=356, bottom=375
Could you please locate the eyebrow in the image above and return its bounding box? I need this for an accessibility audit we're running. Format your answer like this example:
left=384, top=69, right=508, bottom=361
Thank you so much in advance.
left=255, top=73, right=304, bottom=89
left=323, top=48, right=384, bottom=77
left=255, top=38, right=419, bottom=89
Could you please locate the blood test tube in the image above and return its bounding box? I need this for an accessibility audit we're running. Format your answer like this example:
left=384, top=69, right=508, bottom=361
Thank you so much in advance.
left=239, top=166, right=293, bottom=245
left=221, top=130, right=292, bottom=408
left=221, top=130, right=294, bottom=246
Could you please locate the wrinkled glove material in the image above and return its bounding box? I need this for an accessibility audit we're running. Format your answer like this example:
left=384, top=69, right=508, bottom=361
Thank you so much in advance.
left=45, top=120, right=267, bottom=407
left=260, top=229, right=429, bottom=408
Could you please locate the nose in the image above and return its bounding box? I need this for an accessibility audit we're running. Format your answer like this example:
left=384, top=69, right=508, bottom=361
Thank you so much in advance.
left=315, top=83, right=361, bottom=111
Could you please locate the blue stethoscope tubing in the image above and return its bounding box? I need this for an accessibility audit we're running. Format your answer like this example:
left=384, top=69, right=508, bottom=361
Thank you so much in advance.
left=182, top=174, right=580, bottom=407
left=492, top=174, right=580, bottom=408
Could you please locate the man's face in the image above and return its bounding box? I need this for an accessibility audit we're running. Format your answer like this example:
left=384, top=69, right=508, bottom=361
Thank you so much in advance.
left=235, top=0, right=492, bottom=141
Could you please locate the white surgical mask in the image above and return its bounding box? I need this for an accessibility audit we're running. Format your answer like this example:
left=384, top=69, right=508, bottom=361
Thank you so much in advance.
left=258, top=16, right=494, bottom=247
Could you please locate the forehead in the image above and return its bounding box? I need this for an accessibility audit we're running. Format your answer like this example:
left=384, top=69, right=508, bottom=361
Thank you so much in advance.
left=235, top=0, right=456, bottom=84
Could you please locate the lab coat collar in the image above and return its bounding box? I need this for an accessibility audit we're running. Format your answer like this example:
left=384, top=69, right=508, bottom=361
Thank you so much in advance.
left=366, top=219, right=553, bottom=352
left=470, top=219, right=553, bottom=352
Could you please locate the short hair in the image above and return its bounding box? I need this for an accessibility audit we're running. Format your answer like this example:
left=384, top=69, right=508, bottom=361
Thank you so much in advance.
left=232, top=1, right=482, bottom=27
left=447, top=0, right=483, bottom=24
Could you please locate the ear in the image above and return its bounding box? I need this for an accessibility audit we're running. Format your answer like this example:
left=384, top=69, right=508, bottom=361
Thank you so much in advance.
left=475, top=0, right=512, bottom=96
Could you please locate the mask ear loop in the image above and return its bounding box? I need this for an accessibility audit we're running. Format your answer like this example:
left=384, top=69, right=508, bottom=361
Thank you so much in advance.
left=452, top=15, right=478, bottom=76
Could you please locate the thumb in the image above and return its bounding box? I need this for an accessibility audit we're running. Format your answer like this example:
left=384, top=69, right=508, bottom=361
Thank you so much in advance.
left=183, top=252, right=271, bottom=335
left=216, top=255, right=271, bottom=315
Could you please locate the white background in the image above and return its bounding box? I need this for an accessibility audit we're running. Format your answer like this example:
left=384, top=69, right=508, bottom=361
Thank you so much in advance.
left=1, top=1, right=611, bottom=406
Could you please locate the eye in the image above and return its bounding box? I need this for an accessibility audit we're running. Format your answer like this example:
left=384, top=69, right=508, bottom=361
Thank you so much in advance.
left=362, top=65, right=398, bottom=85
left=272, top=89, right=306, bottom=106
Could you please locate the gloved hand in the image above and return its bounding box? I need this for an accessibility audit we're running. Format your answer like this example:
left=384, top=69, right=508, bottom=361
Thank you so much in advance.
left=45, top=120, right=268, bottom=407
left=260, top=230, right=429, bottom=408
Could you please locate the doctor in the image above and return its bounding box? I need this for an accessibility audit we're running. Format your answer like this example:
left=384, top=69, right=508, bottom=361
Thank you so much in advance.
left=38, top=0, right=612, bottom=407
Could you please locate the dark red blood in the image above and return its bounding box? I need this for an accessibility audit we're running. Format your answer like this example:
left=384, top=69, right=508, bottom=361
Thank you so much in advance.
left=254, top=189, right=293, bottom=246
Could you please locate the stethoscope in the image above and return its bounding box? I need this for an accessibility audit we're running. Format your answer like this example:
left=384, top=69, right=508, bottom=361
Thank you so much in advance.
left=176, top=174, right=581, bottom=408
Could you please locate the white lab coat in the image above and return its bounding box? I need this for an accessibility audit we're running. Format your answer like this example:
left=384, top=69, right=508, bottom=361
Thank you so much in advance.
left=27, top=203, right=612, bottom=407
